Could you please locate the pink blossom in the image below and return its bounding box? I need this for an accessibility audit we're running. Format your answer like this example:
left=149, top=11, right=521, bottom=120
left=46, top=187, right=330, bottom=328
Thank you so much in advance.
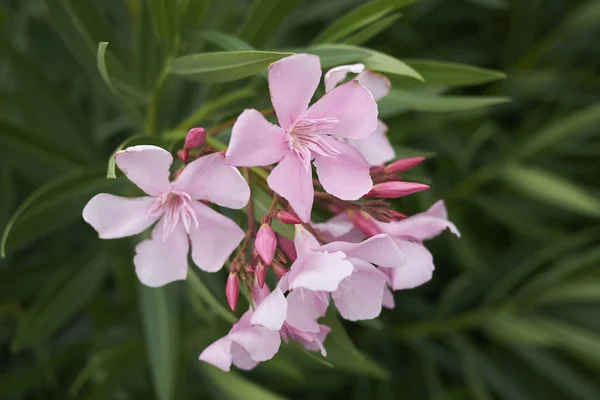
left=82, top=145, right=250, bottom=287
left=226, top=273, right=240, bottom=311
left=324, top=64, right=394, bottom=166
left=255, top=225, right=277, bottom=265
left=184, top=127, right=207, bottom=149
left=226, top=54, right=378, bottom=222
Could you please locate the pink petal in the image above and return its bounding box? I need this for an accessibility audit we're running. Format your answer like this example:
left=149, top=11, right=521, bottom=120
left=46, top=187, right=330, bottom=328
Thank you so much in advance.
left=313, top=137, right=372, bottom=200
left=382, top=285, right=395, bottom=309
left=356, top=70, right=391, bottom=101
left=305, top=80, right=378, bottom=140
left=333, top=259, right=389, bottom=321
left=226, top=109, right=289, bottom=167
left=295, top=324, right=331, bottom=356
left=324, top=63, right=365, bottom=92
left=386, top=240, right=435, bottom=290
left=286, top=289, right=329, bottom=333
left=251, top=280, right=272, bottom=306
left=426, top=200, right=448, bottom=219
left=250, top=286, right=287, bottom=330
left=293, top=225, right=321, bottom=257
left=312, top=213, right=365, bottom=243
left=320, top=233, right=405, bottom=268
left=199, top=337, right=233, bottom=371
left=228, top=322, right=281, bottom=362
left=134, top=219, right=189, bottom=287
left=267, top=153, right=314, bottom=223
left=230, top=342, right=260, bottom=370
left=377, top=214, right=460, bottom=241
left=288, top=250, right=354, bottom=292
left=83, top=194, right=159, bottom=239
left=350, top=120, right=395, bottom=166
left=173, top=153, right=250, bottom=209
left=189, top=201, right=245, bottom=272
left=269, top=54, right=321, bottom=130
left=115, top=145, right=173, bottom=196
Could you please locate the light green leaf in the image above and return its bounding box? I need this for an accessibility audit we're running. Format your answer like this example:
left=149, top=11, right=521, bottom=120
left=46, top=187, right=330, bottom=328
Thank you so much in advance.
left=532, top=281, right=600, bottom=306
left=97, top=42, right=115, bottom=91
left=363, top=49, right=423, bottom=80
left=307, top=44, right=372, bottom=68
left=342, top=13, right=402, bottom=45
left=169, top=51, right=294, bottom=82
left=197, top=30, right=254, bottom=51
left=201, top=365, right=286, bottom=400
left=238, top=0, right=301, bottom=47
left=482, top=313, right=558, bottom=346
left=503, top=164, right=600, bottom=217
left=139, top=283, right=179, bottom=400
left=314, top=0, right=417, bottom=44
left=186, top=268, right=237, bottom=324
left=11, top=253, right=108, bottom=350
left=404, top=59, right=506, bottom=88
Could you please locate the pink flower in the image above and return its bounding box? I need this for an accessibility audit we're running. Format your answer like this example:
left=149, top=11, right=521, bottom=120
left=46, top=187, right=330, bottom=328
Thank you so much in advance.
left=82, top=145, right=250, bottom=287
left=226, top=54, right=378, bottom=222
left=324, top=63, right=394, bottom=166
left=255, top=225, right=277, bottom=265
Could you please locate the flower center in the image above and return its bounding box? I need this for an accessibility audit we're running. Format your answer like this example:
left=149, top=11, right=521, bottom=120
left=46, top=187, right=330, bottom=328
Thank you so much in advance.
left=288, top=117, right=340, bottom=170
left=149, top=190, right=198, bottom=240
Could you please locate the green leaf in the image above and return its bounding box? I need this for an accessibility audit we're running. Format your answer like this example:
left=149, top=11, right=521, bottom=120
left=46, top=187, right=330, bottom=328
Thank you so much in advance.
left=186, top=268, right=237, bottom=324
left=139, top=283, right=180, bottom=400
left=307, top=44, right=372, bottom=68
left=363, top=49, right=423, bottom=80
left=532, top=281, right=600, bottom=306
left=342, top=13, right=402, bottom=45
left=451, top=335, right=494, bottom=400
left=197, top=30, right=254, bottom=51
left=378, top=90, right=509, bottom=116
left=1, top=166, right=124, bottom=257
left=11, top=253, right=108, bottom=350
left=238, top=0, right=301, bottom=47
left=147, top=0, right=177, bottom=54
left=403, top=59, right=506, bottom=88
left=503, top=164, right=600, bottom=217
left=201, top=365, right=286, bottom=400
left=482, top=313, right=558, bottom=346
left=314, top=0, right=417, bottom=44
left=169, top=51, right=294, bottom=82
left=97, top=42, right=149, bottom=105
left=97, top=42, right=115, bottom=92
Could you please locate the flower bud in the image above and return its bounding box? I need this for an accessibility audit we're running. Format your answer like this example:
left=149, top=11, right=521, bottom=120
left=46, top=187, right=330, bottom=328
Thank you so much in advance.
left=383, top=157, right=426, bottom=175
left=276, top=211, right=303, bottom=225
left=255, top=261, right=267, bottom=289
left=366, top=181, right=429, bottom=198
left=225, top=273, right=240, bottom=311
left=184, top=127, right=207, bottom=150
left=272, top=263, right=288, bottom=280
left=177, top=149, right=189, bottom=163
left=348, top=210, right=380, bottom=237
left=255, top=225, right=276, bottom=265
left=276, top=234, right=297, bottom=262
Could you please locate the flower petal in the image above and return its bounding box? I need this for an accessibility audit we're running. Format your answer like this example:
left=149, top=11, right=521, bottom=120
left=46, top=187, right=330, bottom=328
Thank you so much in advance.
left=319, top=234, right=406, bottom=268
left=356, top=70, right=391, bottom=101
left=189, top=201, right=245, bottom=272
left=324, top=63, right=365, bottom=92
left=385, top=240, right=435, bottom=290
left=376, top=214, right=460, bottom=241
left=83, top=194, right=159, bottom=239
left=350, top=120, right=395, bottom=166
left=426, top=199, right=448, bottom=219
left=269, top=54, right=321, bottom=130
left=293, top=225, right=321, bottom=258
left=251, top=286, right=287, bottom=331
left=313, top=137, right=372, bottom=200
left=173, top=153, right=250, bottom=209
left=382, top=285, right=395, bottom=309
left=312, top=213, right=365, bottom=243
left=199, top=337, right=233, bottom=372
left=228, top=323, right=281, bottom=362
left=305, top=80, right=378, bottom=139
left=288, top=250, right=354, bottom=292
left=286, top=289, right=329, bottom=333
left=226, top=109, right=289, bottom=167
left=294, top=324, right=331, bottom=356
left=333, top=259, right=388, bottom=321
left=267, top=153, right=314, bottom=223
left=134, top=219, right=189, bottom=287
left=115, top=145, right=173, bottom=196
left=230, top=342, right=260, bottom=370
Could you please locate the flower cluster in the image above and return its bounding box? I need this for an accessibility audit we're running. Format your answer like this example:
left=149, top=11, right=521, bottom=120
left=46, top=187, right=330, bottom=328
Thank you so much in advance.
left=82, top=54, right=459, bottom=371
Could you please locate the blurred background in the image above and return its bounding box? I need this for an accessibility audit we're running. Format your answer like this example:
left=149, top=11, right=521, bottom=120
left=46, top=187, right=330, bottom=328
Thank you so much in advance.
left=1, top=0, right=600, bottom=399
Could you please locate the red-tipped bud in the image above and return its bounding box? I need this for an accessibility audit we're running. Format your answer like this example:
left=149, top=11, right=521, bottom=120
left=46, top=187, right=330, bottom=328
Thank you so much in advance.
left=366, top=181, right=430, bottom=198
left=177, top=149, right=189, bottom=163
left=276, top=234, right=297, bottom=262
left=276, top=211, right=303, bottom=225
left=184, top=127, right=206, bottom=150
left=388, top=210, right=408, bottom=220
left=255, top=225, right=276, bottom=265
left=348, top=210, right=380, bottom=237
left=255, top=261, right=267, bottom=288
left=225, top=273, right=240, bottom=311
left=272, top=263, right=288, bottom=280
left=384, top=157, right=426, bottom=174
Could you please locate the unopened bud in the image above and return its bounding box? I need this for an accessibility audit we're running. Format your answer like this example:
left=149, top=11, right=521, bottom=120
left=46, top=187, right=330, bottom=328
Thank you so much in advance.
left=255, top=225, right=276, bottom=265
left=388, top=210, right=408, bottom=220
left=225, top=273, right=240, bottom=311
left=184, top=127, right=206, bottom=150
left=177, top=149, right=189, bottom=163
left=366, top=181, right=429, bottom=198
left=255, top=261, right=267, bottom=288
left=272, top=263, right=288, bottom=280
left=276, top=211, right=303, bottom=225
left=276, top=234, right=297, bottom=262
left=384, top=157, right=426, bottom=175
left=348, top=210, right=380, bottom=237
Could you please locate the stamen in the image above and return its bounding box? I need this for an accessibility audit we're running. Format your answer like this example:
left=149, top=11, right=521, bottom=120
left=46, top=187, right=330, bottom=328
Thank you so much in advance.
left=287, top=116, right=340, bottom=170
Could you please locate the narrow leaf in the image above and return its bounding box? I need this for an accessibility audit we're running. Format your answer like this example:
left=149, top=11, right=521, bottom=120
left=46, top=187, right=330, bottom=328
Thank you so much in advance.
left=201, top=365, right=286, bottom=400
left=342, top=13, right=402, bottom=45
left=404, top=59, right=506, bottom=87
left=238, top=0, right=301, bottom=47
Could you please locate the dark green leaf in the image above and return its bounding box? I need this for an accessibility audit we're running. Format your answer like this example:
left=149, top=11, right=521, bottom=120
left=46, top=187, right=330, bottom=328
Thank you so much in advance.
left=197, top=30, right=254, bottom=51
left=201, top=364, right=286, bottom=399
left=186, top=268, right=237, bottom=323
left=342, top=13, right=402, bottom=45
left=238, top=0, right=301, bottom=47
left=404, top=59, right=506, bottom=88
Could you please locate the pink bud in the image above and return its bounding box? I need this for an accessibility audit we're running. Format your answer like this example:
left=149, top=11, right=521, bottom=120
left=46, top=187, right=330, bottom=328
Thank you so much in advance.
left=177, top=149, right=189, bottom=163
left=225, top=273, right=239, bottom=311
left=272, top=263, right=288, bottom=280
left=255, top=261, right=267, bottom=288
left=383, top=157, right=426, bottom=174
left=348, top=210, right=380, bottom=237
left=184, top=127, right=207, bottom=150
left=388, top=210, right=408, bottom=220
left=276, top=234, right=297, bottom=262
left=366, top=181, right=430, bottom=198
left=255, top=225, right=276, bottom=265
left=276, top=211, right=302, bottom=225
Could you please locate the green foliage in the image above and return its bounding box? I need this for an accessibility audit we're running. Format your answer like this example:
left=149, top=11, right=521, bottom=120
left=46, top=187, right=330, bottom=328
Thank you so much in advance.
left=1, top=0, right=599, bottom=399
